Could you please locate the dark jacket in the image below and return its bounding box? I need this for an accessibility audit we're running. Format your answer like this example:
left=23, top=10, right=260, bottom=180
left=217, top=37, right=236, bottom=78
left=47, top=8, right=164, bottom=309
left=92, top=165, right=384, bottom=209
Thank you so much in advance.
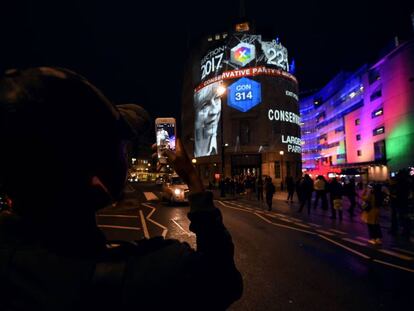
left=0, top=192, right=242, bottom=311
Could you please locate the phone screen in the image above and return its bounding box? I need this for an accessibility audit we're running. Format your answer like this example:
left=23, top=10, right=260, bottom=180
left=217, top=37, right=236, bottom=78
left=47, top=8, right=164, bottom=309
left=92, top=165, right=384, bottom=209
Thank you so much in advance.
left=156, top=122, right=176, bottom=159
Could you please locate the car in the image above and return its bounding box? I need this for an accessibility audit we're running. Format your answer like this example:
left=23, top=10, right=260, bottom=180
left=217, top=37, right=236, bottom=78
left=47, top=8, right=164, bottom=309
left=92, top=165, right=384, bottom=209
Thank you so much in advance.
left=161, top=176, right=189, bottom=204
left=155, top=176, right=165, bottom=185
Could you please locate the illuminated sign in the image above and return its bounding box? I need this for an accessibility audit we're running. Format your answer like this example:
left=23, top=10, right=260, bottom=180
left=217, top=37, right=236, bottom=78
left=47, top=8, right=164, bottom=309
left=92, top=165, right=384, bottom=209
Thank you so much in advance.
left=230, top=42, right=256, bottom=67
left=228, top=77, right=261, bottom=112
left=199, top=34, right=291, bottom=82
left=281, top=135, right=302, bottom=153
left=260, top=40, right=289, bottom=71
left=268, top=109, right=301, bottom=125
left=201, top=46, right=225, bottom=80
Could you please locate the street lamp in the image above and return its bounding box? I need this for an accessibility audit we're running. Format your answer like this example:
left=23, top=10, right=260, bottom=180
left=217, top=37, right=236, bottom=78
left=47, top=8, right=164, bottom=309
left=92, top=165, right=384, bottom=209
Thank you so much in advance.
left=279, top=150, right=284, bottom=191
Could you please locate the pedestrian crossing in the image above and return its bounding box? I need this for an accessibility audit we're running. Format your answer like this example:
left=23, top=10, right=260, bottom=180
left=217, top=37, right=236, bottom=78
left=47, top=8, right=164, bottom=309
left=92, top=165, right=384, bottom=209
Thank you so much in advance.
left=143, top=192, right=159, bottom=201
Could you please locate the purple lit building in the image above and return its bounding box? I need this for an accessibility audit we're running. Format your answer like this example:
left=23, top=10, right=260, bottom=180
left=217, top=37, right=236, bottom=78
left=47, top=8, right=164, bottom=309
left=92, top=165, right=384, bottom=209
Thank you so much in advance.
left=300, top=38, right=414, bottom=181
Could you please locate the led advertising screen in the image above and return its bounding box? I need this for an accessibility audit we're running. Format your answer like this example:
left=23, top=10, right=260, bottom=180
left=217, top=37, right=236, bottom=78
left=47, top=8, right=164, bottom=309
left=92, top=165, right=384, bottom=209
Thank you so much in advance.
left=193, top=82, right=222, bottom=157
left=194, top=32, right=299, bottom=158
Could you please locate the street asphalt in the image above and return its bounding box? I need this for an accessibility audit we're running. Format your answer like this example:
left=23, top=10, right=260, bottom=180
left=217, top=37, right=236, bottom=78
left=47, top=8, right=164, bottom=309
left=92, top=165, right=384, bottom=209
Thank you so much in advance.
left=96, top=182, right=414, bottom=311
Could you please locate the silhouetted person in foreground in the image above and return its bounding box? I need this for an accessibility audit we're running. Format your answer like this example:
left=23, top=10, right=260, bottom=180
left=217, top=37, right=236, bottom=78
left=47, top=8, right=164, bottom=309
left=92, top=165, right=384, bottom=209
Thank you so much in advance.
left=0, top=67, right=242, bottom=310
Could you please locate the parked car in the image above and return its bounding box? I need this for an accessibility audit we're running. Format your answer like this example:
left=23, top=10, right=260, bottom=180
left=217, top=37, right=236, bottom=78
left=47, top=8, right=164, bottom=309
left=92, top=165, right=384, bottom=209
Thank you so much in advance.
left=161, top=176, right=189, bottom=204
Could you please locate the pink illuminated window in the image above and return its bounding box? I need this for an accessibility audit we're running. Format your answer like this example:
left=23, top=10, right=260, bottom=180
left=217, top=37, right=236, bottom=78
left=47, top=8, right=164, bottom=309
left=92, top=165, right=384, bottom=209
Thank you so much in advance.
left=373, top=126, right=385, bottom=136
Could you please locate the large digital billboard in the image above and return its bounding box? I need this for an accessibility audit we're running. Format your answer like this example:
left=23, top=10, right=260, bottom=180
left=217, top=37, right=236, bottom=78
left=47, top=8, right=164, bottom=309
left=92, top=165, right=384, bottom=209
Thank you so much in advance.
left=194, top=32, right=299, bottom=158
left=194, top=82, right=222, bottom=157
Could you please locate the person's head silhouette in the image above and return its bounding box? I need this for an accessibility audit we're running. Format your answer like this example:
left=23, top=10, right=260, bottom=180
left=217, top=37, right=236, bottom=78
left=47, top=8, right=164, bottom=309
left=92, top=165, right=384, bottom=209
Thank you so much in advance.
left=0, top=67, right=150, bottom=250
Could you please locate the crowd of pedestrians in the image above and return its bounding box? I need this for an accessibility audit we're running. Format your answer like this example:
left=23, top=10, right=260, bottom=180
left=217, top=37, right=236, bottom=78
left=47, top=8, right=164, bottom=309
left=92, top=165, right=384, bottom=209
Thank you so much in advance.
left=216, top=169, right=414, bottom=245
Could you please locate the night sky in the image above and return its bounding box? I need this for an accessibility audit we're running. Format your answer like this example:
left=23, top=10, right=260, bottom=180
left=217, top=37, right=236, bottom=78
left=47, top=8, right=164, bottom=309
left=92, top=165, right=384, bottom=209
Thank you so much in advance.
left=1, top=0, right=413, bottom=123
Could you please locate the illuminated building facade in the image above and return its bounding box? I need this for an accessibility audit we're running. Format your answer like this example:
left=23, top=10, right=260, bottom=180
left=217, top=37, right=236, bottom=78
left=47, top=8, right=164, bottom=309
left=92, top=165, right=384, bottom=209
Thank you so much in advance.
left=300, top=39, right=414, bottom=180
left=182, top=22, right=301, bottom=185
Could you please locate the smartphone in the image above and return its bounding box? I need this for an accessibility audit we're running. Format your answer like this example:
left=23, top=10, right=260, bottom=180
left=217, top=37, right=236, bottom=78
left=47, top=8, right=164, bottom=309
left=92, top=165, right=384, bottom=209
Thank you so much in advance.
left=155, top=117, right=176, bottom=164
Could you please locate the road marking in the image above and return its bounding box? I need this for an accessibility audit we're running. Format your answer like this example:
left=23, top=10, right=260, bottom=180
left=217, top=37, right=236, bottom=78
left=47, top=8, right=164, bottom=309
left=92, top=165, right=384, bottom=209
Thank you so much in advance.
left=292, top=222, right=311, bottom=229
left=275, top=217, right=293, bottom=223
left=329, top=229, right=347, bottom=235
left=217, top=201, right=250, bottom=212
left=378, top=249, right=414, bottom=261
left=391, top=247, right=414, bottom=256
left=316, top=229, right=336, bottom=236
left=97, top=214, right=137, bottom=218
left=254, top=213, right=317, bottom=235
left=171, top=219, right=195, bottom=237
left=139, top=210, right=150, bottom=238
left=309, top=223, right=321, bottom=228
left=318, top=235, right=370, bottom=259
left=227, top=201, right=254, bottom=211
left=141, top=203, right=168, bottom=238
left=373, top=259, right=414, bottom=273
left=98, top=225, right=141, bottom=231
left=342, top=238, right=367, bottom=246
left=143, top=192, right=159, bottom=201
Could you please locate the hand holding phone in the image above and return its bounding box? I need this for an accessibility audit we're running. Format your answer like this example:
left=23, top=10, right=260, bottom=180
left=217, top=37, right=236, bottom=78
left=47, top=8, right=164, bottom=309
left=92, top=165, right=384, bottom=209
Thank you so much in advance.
left=155, top=117, right=176, bottom=164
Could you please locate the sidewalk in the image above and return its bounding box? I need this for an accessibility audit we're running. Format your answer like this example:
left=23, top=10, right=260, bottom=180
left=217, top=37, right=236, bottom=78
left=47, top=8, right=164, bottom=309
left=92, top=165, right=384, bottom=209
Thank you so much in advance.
left=212, top=189, right=414, bottom=250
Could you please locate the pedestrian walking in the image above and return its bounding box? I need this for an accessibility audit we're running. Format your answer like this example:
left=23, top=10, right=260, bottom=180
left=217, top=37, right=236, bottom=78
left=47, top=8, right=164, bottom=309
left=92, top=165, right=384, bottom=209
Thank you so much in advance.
left=298, top=174, right=313, bottom=214
left=329, top=178, right=343, bottom=220
left=361, top=183, right=384, bottom=245
left=313, top=175, right=328, bottom=210
left=286, top=175, right=295, bottom=203
left=295, top=176, right=304, bottom=204
left=265, top=177, right=276, bottom=211
left=344, top=178, right=357, bottom=217
left=256, top=176, right=264, bottom=202
left=395, top=170, right=413, bottom=238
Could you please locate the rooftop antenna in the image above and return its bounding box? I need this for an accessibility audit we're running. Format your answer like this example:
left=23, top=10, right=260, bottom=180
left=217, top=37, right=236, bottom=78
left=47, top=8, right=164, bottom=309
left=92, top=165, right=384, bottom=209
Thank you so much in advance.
left=239, top=0, right=246, bottom=19
left=411, top=11, right=414, bottom=33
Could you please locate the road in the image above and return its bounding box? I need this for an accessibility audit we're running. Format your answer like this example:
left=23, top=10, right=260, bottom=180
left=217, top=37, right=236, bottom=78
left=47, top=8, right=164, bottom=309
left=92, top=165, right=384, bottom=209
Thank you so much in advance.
left=96, top=182, right=414, bottom=310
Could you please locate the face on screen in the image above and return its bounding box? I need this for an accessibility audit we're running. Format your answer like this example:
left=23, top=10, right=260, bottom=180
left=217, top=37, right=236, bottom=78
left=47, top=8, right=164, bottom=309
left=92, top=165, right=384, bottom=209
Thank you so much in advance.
left=194, top=82, right=222, bottom=157
left=156, top=123, right=176, bottom=155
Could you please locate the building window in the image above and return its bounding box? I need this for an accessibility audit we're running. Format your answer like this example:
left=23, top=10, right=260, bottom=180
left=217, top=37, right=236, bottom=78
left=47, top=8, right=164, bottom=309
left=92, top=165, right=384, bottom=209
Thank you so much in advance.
left=357, top=150, right=362, bottom=157
left=373, top=126, right=385, bottom=136
left=239, top=120, right=250, bottom=145
left=274, top=161, right=281, bottom=178
left=337, top=154, right=346, bottom=160
left=313, top=97, right=322, bottom=107
left=374, top=140, right=386, bottom=161
left=355, top=118, right=360, bottom=125
left=370, top=88, right=382, bottom=101
left=356, top=134, right=361, bottom=141
left=371, top=108, right=383, bottom=118
left=368, top=68, right=381, bottom=85
left=334, top=126, right=344, bottom=133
